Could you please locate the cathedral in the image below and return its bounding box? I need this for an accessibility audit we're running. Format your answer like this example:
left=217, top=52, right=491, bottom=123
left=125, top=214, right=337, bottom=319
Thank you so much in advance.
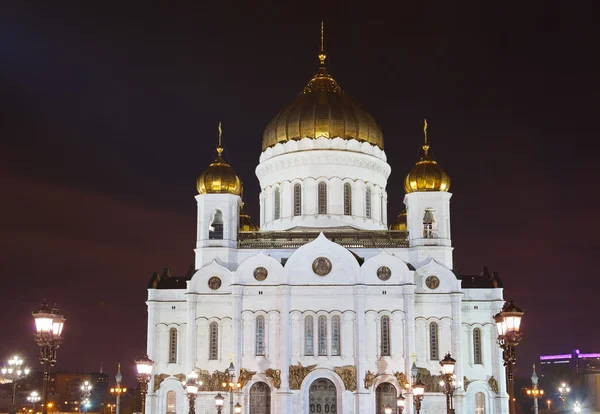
left=144, top=31, right=508, bottom=414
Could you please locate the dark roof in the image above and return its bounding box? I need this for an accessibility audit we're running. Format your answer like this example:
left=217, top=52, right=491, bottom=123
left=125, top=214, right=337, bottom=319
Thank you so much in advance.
left=148, top=265, right=194, bottom=289
left=456, top=266, right=503, bottom=289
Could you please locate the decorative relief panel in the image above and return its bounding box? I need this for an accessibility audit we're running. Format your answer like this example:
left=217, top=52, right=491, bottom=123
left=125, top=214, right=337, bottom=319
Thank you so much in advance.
left=253, top=267, right=268, bottom=281
left=363, top=370, right=382, bottom=389
left=289, top=363, right=317, bottom=390
left=265, top=368, right=281, bottom=389
left=425, top=275, right=440, bottom=289
left=488, top=376, right=499, bottom=394
left=208, top=276, right=222, bottom=290
left=153, top=374, right=169, bottom=392
left=377, top=266, right=392, bottom=281
left=238, top=368, right=257, bottom=389
left=416, top=368, right=443, bottom=392
left=312, top=257, right=332, bottom=276
left=393, top=371, right=409, bottom=389
left=463, top=376, right=471, bottom=391
left=334, top=365, right=357, bottom=391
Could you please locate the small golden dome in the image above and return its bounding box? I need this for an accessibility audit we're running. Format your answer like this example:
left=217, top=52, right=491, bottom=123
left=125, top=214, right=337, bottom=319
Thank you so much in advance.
left=389, top=209, right=407, bottom=231
left=197, top=123, right=242, bottom=196
left=239, top=203, right=259, bottom=232
left=404, top=120, right=451, bottom=193
left=262, top=26, right=383, bottom=151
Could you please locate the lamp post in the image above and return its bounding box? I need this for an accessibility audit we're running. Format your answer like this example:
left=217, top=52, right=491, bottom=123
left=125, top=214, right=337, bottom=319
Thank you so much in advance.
left=384, top=407, right=393, bottom=414
left=80, top=380, right=92, bottom=414
left=494, top=299, right=524, bottom=414
left=524, top=365, right=544, bottom=414
left=1, top=355, right=31, bottom=414
left=184, top=371, right=202, bottom=414
left=135, top=354, right=153, bottom=414
left=32, top=301, right=65, bottom=414
left=439, top=353, right=457, bottom=414
left=558, top=382, right=570, bottom=403
left=27, top=391, right=41, bottom=413
left=221, top=362, right=241, bottom=414
left=215, top=393, right=224, bottom=414
left=233, top=403, right=242, bottom=414
left=574, top=401, right=582, bottom=413
left=412, top=380, right=425, bottom=414
left=110, top=364, right=127, bottom=414
left=397, top=394, right=405, bottom=413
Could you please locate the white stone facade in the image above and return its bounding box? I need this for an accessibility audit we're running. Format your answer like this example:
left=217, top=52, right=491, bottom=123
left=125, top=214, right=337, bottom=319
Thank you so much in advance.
left=145, top=140, right=509, bottom=414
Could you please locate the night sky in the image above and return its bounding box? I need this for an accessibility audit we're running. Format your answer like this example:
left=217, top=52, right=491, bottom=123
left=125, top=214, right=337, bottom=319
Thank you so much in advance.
left=1, top=2, right=599, bottom=387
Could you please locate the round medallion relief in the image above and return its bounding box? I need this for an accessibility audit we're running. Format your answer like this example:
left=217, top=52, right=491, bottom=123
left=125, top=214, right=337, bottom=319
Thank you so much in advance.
left=253, top=266, right=268, bottom=281
left=425, top=275, right=440, bottom=289
left=312, top=257, right=332, bottom=276
left=208, top=276, right=222, bottom=290
left=377, top=266, right=392, bottom=281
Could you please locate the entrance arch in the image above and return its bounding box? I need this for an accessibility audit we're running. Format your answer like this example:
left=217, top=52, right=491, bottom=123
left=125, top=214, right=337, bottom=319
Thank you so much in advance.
left=376, top=382, right=397, bottom=414
left=249, top=382, right=271, bottom=414
left=309, top=378, right=337, bottom=413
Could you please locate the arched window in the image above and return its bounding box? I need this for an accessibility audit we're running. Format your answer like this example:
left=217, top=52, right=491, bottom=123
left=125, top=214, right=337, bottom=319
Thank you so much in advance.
left=249, top=382, right=271, bottom=414
left=255, top=316, right=265, bottom=356
left=429, top=322, right=439, bottom=360
left=168, top=328, right=177, bottom=363
left=294, top=183, right=302, bottom=216
left=209, top=209, right=224, bottom=240
left=304, top=316, right=314, bottom=356
left=166, top=390, right=176, bottom=414
left=274, top=187, right=281, bottom=220
left=209, top=322, right=218, bottom=360
left=376, top=383, right=397, bottom=414
left=381, top=316, right=390, bottom=356
left=473, top=328, right=482, bottom=364
left=318, top=182, right=327, bottom=214
left=343, top=183, right=352, bottom=215
left=318, top=315, right=327, bottom=356
left=475, top=392, right=486, bottom=413
left=423, top=208, right=435, bottom=238
left=366, top=188, right=372, bottom=219
left=380, top=194, right=384, bottom=223
left=331, top=316, right=341, bottom=356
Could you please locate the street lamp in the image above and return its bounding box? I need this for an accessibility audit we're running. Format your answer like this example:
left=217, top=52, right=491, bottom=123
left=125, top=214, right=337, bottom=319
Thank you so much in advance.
left=233, top=403, right=242, bottom=414
left=439, top=353, right=457, bottom=414
left=110, top=364, right=127, bottom=414
left=525, top=365, right=543, bottom=414
left=27, top=391, right=41, bottom=413
left=574, top=401, right=581, bottom=413
left=412, top=380, right=425, bottom=414
left=1, top=355, right=31, bottom=414
left=80, top=381, right=92, bottom=414
left=135, top=354, right=153, bottom=414
left=384, top=407, right=392, bottom=414
left=32, top=301, right=65, bottom=414
left=396, top=394, right=405, bottom=413
left=184, top=371, right=202, bottom=414
left=494, top=299, right=524, bottom=414
left=215, top=393, right=225, bottom=414
left=558, top=382, right=570, bottom=402
left=221, top=362, right=241, bottom=414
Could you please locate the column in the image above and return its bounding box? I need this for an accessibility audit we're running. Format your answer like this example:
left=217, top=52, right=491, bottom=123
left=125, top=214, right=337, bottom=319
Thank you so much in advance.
left=277, top=286, right=292, bottom=412
left=342, top=313, right=354, bottom=360
left=242, top=313, right=252, bottom=359
left=450, top=293, right=464, bottom=412
left=146, top=301, right=158, bottom=414
left=232, top=286, right=243, bottom=375
left=268, top=313, right=280, bottom=363
left=291, top=313, right=302, bottom=362
left=354, top=286, right=368, bottom=413
left=391, top=312, right=403, bottom=360
left=196, top=319, right=208, bottom=366
left=403, top=288, right=416, bottom=414
left=186, top=295, right=198, bottom=371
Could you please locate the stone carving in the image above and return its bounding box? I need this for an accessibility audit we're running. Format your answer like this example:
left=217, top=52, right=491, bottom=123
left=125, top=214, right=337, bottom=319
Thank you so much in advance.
left=334, top=365, right=357, bottom=391
left=425, top=275, right=440, bottom=289
left=416, top=368, right=443, bottom=392
left=195, top=369, right=230, bottom=392
left=253, top=266, right=268, bottom=281
left=312, top=257, right=332, bottom=276
left=208, top=276, right=222, bottom=290
left=488, top=376, right=499, bottom=394
left=363, top=370, right=381, bottom=389
left=377, top=266, right=392, bottom=281
left=463, top=376, right=471, bottom=391
left=153, top=373, right=169, bottom=392
left=265, top=368, right=281, bottom=389
left=393, top=371, right=409, bottom=389
left=174, top=373, right=186, bottom=384
left=289, top=363, right=317, bottom=390
left=238, top=368, right=257, bottom=389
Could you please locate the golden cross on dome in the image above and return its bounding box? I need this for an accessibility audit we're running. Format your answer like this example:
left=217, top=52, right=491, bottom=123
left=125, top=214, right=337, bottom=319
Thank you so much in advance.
left=318, top=21, right=327, bottom=66
left=217, top=121, right=223, bottom=155
left=422, top=118, right=430, bottom=155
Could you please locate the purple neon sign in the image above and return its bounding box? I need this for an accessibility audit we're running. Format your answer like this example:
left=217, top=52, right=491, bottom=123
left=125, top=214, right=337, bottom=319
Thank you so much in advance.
left=540, top=354, right=572, bottom=361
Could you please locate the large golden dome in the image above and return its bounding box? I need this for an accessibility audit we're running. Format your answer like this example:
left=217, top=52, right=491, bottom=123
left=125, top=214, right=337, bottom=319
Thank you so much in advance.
left=197, top=126, right=242, bottom=196
left=404, top=120, right=451, bottom=193
left=262, top=47, right=383, bottom=150
left=239, top=203, right=259, bottom=232
left=389, top=208, right=407, bottom=231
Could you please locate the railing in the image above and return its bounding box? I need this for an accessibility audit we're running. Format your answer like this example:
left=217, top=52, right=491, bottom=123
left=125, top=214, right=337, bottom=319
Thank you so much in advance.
left=238, top=230, right=409, bottom=249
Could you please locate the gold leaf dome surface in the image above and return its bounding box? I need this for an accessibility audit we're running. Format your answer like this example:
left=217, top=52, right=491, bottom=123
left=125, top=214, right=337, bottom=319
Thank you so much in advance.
left=262, top=63, right=383, bottom=151
left=196, top=147, right=242, bottom=196
left=389, top=209, right=407, bottom=231
left=404, top=121, right=450, bottom=193
left=239, top=203, right=259, bottom=232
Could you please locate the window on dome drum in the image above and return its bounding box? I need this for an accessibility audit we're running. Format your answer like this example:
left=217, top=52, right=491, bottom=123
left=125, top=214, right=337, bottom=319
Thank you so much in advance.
left=318, top=182, right=327, bottom=214
left=475, top=392, right=486, bottom=413
left=366, top=188, right=372, bottom=219
left=209, top=209, right=224, bottom=240
left=331, top=316, right=341, bottom=356
left=294, top=184, right=302, bottom=216
left=380, top=194, right=384, bottom=223
left=209, top=322, right=218, bottom=360
left=168, top=328, right=177, bottom=363
left=304, top=316, right=314, bottom=356
left=274, top=188, right=281, bottom=220
left=429, top=322, right=439, bottom=360
left=473, top=328, right=482, bottom=364
left=318, top=315, right=327, bottom=356
left=166, top=390, right=176, bottom=414
left=343, top=183, right=352, bottom=215
left=255, top=316, right=265, bottom=356
left=380, top=316, right=390, bottom=356
left=423, top=208, right=435, bottom=238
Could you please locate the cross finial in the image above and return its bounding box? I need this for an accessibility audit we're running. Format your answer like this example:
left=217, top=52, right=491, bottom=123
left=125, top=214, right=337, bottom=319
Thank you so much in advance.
left=318, top=21, right=327, bottom=66
left=423, top=118, right=430, bottom=155
left=217, top=121, right=223, bottom=155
